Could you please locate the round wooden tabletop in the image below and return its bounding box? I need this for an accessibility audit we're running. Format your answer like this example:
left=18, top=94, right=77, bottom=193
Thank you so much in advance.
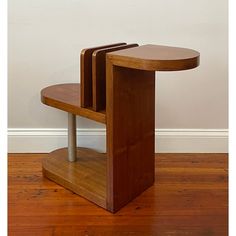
left=107, top=44, right=200, bottom=71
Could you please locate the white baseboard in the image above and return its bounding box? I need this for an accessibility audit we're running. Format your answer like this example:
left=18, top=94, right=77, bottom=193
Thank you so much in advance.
left=8, top=128, right=228, bottom=153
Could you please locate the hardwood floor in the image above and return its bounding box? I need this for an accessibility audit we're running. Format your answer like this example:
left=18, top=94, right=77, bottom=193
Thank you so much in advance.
left=8, top=153, right=228, bottom=236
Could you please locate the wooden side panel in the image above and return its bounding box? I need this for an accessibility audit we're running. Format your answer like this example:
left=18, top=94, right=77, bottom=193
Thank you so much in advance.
left=80, top=43, right=126, bottom=107
left=92, top=44, right=139, bottom=111
left=106, top=62, right=155, bottom=212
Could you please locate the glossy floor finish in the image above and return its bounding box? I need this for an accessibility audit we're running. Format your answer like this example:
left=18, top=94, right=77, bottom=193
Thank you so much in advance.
left=8, top=153, right=228, bottom=236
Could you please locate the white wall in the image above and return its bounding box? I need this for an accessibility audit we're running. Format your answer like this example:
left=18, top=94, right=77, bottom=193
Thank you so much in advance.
left=8, top=0, right=228, bottom=152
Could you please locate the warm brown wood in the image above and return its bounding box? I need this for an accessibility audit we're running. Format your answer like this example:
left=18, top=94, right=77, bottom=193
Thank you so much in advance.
left=41, top=83, right=106, bottom=124
left=92, top=44, right=139, bottom=111
left=106, top=64, right=155, bottom=212
left=107, top=44, right=200, bottom=71
left=42, top=147, right=107, bottom=208
left=80, top=43, right=126, bottom=107
left=40, top=44, right=200, bottom=214
left=8, top=153, right=228, bottom=235
left=105, top=44, right=200, bottom=212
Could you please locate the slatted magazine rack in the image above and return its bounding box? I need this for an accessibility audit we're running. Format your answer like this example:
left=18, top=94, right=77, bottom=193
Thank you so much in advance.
left=41, top=43, right=200, bottom=213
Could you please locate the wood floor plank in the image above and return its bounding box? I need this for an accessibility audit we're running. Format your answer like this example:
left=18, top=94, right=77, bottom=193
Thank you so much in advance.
left=8, top=153, right=228, bottom=235
left=9, top=225, right=227, bottom=236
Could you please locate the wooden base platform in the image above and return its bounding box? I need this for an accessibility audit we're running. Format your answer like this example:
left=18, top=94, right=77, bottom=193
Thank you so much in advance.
left=42, top=147, right=107, bottom=209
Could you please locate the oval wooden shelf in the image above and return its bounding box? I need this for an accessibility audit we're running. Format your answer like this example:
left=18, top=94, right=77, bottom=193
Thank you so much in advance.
left=107, top=44, right=200, bottom=71
left=41, top=83, right=106, bottom=124
left=42, top=147, right=107, bottom=208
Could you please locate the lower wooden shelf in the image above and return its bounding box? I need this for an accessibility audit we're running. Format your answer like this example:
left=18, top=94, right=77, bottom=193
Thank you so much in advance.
left=42, top=147, right=107, bottom=209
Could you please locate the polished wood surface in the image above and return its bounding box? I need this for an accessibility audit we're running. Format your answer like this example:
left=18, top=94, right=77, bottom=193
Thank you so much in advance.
left=8, top=153, right=228, bottom=235
left=80, top=43, right=126, bottom=107
left=105, top=44, right=200, bottom=211
left=41, top=83, right=106, bottom=124
left=106, top=65, right=155, bottom=212
left=40, top=44, right=200, bottom=213
left=92, top=44, right=138, bottom=111
left=43, top=147, right=107, bottom=208
left=107, top=44, right=200, bottom=71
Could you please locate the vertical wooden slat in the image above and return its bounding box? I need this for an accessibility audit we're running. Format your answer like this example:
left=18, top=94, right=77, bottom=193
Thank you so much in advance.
left=92, top=44, right=139, bottom=111
left=80, top=43, right=126, bottom=107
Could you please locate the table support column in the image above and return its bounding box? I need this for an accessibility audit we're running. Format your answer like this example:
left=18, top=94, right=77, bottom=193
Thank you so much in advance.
left=106, top=63, right=155, bottom=212
left=68, top=113, right=77, bottom=162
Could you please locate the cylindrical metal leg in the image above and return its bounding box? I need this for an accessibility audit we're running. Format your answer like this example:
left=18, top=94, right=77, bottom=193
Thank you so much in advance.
left=68, top=113, right=77, bottom=162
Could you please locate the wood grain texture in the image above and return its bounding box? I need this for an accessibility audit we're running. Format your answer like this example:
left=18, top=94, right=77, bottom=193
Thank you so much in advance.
left=105, top=44, right=200, bottom=212
left=106, top=64, right=155, bottom=212
left=80, top=43, right=126, bottom=107
left=8, top=153, right=228, bottom=236
left=42, top=147, right=107, bottom=208
left=40, top=43, right=201, bottom=215
left=92, top=44, right=138, bottom=111
left=107, top=44, right=200, bottom=71
left=41, top=83, right=106, bottom=124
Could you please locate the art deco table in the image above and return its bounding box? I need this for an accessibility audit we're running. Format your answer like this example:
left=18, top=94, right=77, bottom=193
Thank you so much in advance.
left=41, top=43, right=200, bottom=213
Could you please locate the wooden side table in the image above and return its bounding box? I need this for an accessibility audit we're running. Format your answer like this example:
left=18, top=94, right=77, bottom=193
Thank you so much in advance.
left=41, top=44, right=200, bottom=213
